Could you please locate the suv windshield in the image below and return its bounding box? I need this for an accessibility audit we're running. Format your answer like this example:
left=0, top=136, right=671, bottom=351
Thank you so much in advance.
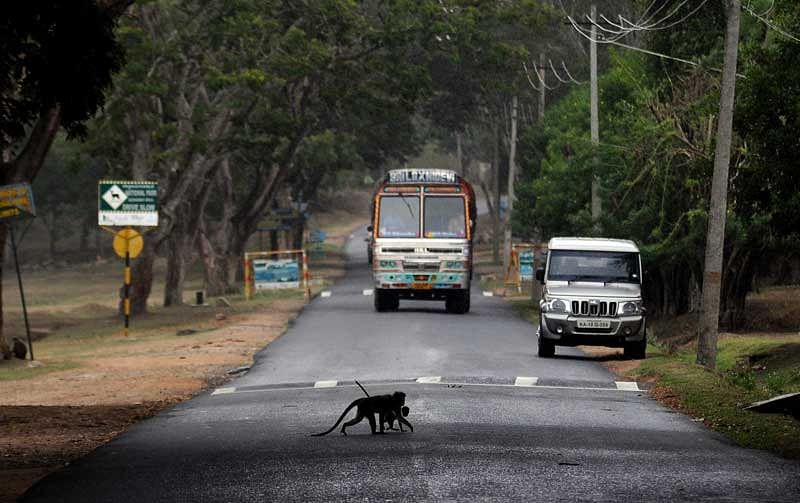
left=547, top=250, right=640, bottom=284
left=424, top=196, right=466, bottom=238
left=378, top=195, right=419, bottom=238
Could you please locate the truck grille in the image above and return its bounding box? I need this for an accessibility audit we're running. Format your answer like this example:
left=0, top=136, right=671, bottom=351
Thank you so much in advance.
left=572, top=300, right=617, bottom=317
left=404, top=262, right=439, bottom=271
left=426, top=247, right=461, bottom=254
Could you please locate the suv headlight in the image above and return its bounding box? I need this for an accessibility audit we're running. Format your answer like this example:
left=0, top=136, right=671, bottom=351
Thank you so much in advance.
left=541, top=299, right=568, bottom=313
left=621, top=301, right=643, bottom=315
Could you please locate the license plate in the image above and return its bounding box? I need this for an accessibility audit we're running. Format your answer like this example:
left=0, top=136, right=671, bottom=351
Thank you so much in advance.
left=576, top=319, right=611, bottom=329
left=412, top=283, right=431, bottom=289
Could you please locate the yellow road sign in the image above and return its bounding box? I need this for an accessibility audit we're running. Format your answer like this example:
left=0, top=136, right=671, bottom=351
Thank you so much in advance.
left=113, top=228, right=144, bottom=258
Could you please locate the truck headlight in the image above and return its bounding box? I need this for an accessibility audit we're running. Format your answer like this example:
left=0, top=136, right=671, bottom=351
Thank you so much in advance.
left=622, top=301, right=642, bottom=315
left=444, top=260, right=466, bottom=270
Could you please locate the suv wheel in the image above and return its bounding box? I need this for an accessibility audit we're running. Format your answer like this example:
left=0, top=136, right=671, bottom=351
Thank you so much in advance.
left=623, top=334, right=646, bottom=360
left=537, top=333, right=555, bottom=358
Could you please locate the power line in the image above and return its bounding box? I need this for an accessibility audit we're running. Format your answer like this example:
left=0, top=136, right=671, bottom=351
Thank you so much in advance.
left=743, top=3, right=800, bottom=44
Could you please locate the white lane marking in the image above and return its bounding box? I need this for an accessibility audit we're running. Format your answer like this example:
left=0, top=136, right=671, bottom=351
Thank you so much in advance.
left=320, top=291, right=332, bottom=298
left=514, top=376, right=539, bottom=387
left=362, top=289, right=374, bottom=296
left=416, top=376, right=442, bottom=384
left=314, top=380, right=338, bottom=388
left=211, top=387, right=236, bottom=395
left=482, top=291, right=494, bottom=297
left=615, top=381, right=640, bottom=391
left=212, top=381, right=642, bottom=396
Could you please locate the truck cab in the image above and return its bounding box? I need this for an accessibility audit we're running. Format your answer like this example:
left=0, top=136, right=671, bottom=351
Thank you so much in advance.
left=536, top=237, right=646, bottom=359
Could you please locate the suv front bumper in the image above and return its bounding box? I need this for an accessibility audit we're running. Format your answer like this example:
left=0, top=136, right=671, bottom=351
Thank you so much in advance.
left=539, top=313, right=645, bottom=347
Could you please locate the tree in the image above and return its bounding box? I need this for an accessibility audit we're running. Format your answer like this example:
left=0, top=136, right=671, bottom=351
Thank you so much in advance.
left=0, top=0, right=129, bottom=355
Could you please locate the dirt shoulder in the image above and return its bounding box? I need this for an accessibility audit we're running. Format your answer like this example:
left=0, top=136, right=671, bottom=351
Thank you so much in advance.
left=0, top=217, right=366, bottom=503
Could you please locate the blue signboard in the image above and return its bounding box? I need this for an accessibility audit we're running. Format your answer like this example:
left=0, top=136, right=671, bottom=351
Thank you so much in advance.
left=253, top=259, right=299, bottom=289
left=519, top=250, right=534, bottom=281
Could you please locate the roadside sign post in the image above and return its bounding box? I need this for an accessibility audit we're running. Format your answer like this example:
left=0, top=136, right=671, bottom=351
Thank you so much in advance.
left=0, top=183, right=36, bottom=360
left=98, top=181, right=158, bottom=337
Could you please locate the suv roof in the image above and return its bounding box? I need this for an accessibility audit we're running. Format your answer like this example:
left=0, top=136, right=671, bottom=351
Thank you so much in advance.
left=548, top=237, right=640, bottom=253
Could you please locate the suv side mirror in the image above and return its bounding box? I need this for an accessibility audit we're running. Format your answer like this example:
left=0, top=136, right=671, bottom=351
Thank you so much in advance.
left=366, top=225, right=373, bottom=233
left=535, top=268, right=545, bottom=283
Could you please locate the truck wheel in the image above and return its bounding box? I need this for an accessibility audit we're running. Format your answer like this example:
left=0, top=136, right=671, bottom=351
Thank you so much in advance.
left=623, top=334, right=647, bottom=360
left=537, top=335, right=555, bottom=358
left=374, top=289, right=397, bottom=312
left=445, top=290, right=469, bottom=314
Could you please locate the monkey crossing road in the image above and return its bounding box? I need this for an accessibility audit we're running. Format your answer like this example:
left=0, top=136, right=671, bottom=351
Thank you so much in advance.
left=22, top=227, right=800, bottom=502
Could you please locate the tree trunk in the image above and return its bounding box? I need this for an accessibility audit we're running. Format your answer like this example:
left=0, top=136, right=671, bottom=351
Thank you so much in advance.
left=0, top=225, right=9, bottom=357
left=163, top=234, right=188, bottom=306
left=697, top=0, right=740, bottom=369
left=127, top=244, right=155, bottom=315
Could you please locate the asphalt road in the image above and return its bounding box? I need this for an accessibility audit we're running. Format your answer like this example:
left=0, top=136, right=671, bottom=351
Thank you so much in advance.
left=23, top=227, right=800, bottom=502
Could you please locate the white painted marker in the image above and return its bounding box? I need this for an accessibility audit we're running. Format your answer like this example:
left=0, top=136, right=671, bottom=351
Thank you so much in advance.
left=514, top=376, right=539, bottom=387
left=615, top=381, right=640, bottom=391
left=211, top=387, right=236, bottom=395
left=314, top=380, right=338, bottom=388
left=320, top=291, right=332, bottom=298
left=362, top=289, right=374, bottom=296
left=416, top=376, right=442, bottom=384
left=482, top=291, right=494, bottom=297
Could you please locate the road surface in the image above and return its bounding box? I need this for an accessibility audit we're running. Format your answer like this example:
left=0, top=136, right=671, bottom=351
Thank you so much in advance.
left=23, top=227, right=800, bottom=502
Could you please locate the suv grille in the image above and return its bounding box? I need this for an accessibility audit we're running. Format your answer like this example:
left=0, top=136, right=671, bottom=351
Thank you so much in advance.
left=572, top=300, right=617, bottom=317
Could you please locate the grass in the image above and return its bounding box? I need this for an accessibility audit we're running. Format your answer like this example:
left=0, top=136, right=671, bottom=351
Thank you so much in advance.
left=630, top=335, right=800, bottom=459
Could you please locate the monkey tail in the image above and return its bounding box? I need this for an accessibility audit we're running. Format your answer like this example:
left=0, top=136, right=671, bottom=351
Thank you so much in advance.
left=355, top=379, right=369, bottom=397
left=311, top=399, right=361, bottom=437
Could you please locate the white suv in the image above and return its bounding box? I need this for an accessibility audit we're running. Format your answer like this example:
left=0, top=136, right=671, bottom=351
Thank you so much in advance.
left=535, top=237, right=646, bottom=359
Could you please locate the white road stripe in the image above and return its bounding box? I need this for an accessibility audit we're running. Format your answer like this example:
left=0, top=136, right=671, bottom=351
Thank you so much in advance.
left=314, top=380, right=338, bottom=388
left=320, top=291, right=332, bottom=298
left=514, top=376, right=539, bottom=387
left=615, top=381, right=640, bottom=391
left=482, top=291, right=494, bottom=297
left=416, top=376, right=442, bottom=384
left=362, top=289, right=374, bottom=296
left=211, top=387, right=236, bottom=395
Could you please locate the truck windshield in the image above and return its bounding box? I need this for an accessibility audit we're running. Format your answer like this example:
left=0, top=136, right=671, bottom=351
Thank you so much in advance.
left=378, top=195, right=419, bottom=238
left=424, top=196, right=466, bottom=238
left=547, top=250, right=640, bottom=284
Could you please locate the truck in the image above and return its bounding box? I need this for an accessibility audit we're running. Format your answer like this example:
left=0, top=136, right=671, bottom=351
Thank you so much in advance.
left=369, top=169, right=476, bottom=314
left=535, top=237, right=647, bottom=359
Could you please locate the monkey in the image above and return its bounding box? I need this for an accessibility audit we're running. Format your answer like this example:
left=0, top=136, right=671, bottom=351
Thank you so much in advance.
left=383, top=405, right=410, bottom=431
left=354, top=380, right=410, bottom=432
left=312, top=391, right=413, bottom=436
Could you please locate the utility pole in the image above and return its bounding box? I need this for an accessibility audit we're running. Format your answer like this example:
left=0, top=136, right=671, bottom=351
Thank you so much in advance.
left=456, top=132, right=465, bottom=178
left=538, top=53, right=546, bottom=121
left=590, top=3, right=601, bottom=222
left=503, top=96, right=519, bottom=274
left=492, top=119, right=501, bottom=264
left=697, top=0, right=741, bottom=370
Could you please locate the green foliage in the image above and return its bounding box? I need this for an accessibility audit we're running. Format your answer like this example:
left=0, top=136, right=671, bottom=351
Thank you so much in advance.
left=0, top=1, right=125, bottom=147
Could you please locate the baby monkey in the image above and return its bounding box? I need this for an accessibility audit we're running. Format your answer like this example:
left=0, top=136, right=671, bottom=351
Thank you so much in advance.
left=355, top=380, right=411, bottom=432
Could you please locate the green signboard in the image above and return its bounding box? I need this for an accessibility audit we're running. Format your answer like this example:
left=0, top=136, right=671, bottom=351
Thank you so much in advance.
left=98, top=180, right=159, bottom=227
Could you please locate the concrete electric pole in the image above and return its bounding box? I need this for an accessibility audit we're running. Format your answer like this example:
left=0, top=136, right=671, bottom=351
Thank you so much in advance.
left=697, top=0, right=741, bottom=370
left=503, top=96, right=519, bottom=274
left=590, top=3, right=601, bottom=222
